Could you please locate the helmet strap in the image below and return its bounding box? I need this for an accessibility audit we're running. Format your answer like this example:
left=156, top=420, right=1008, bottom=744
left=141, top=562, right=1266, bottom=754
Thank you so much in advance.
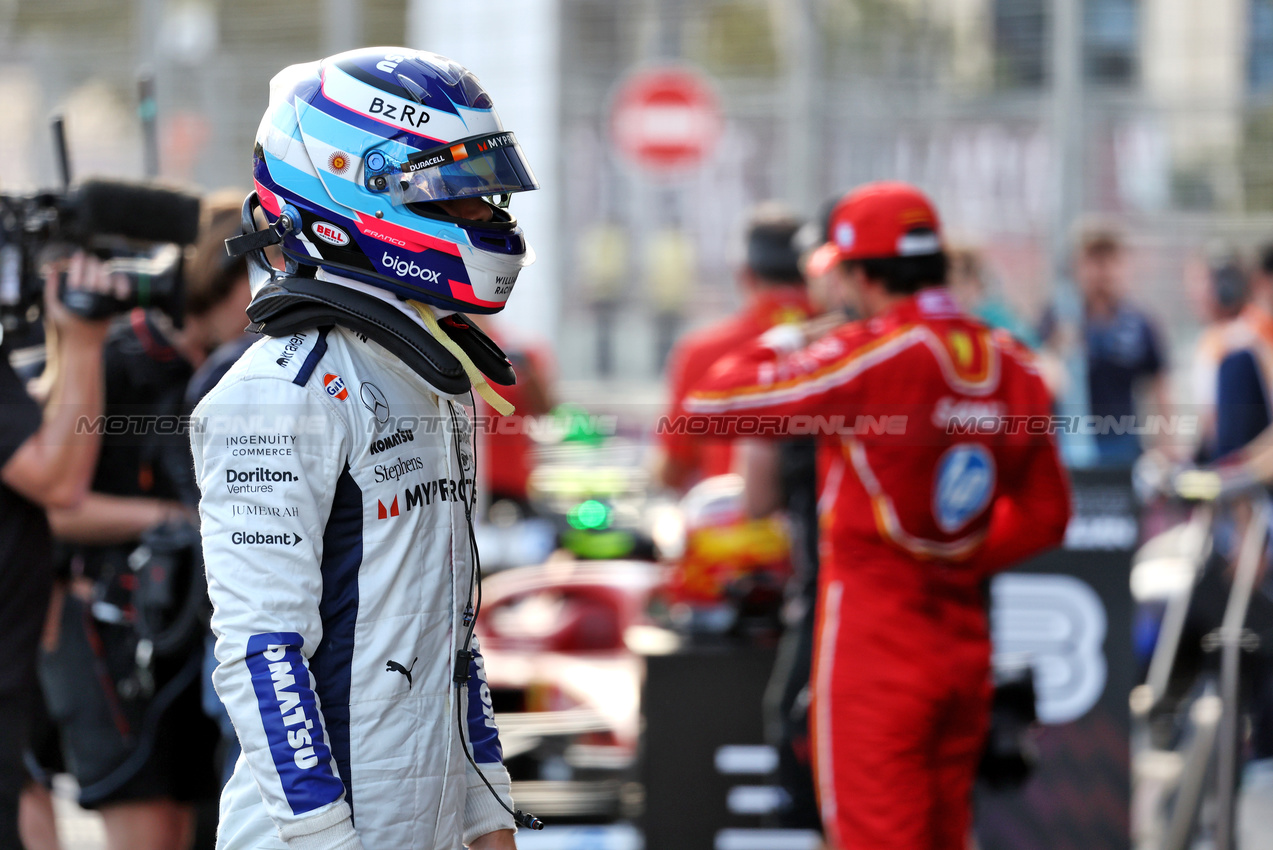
left=408, top=300, right=515, bottom=416
left=225, top=196, right=294, bottom=257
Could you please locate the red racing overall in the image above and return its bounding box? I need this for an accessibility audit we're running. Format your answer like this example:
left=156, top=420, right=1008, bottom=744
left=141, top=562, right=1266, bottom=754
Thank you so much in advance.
left=686, top=287, right=1071, bottom=849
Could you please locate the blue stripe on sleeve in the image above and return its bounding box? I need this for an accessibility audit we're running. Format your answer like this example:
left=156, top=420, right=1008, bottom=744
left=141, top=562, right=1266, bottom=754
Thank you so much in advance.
left=465, top=639, right=503, bottom=764
left=244, top=632, right=344, bottom=815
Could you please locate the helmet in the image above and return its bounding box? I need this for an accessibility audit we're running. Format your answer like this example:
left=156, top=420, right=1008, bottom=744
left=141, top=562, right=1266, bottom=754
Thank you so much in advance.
left=248, top=47, right=539, bottom=313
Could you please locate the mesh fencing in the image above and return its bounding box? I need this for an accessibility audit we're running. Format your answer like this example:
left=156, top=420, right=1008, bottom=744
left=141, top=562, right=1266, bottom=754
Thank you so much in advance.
left=1, top=0, right=1270, bottom=385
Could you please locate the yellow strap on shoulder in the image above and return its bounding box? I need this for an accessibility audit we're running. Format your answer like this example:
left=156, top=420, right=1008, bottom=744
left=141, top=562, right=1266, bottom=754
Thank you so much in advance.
left=407, top=300, right=515, bottom=416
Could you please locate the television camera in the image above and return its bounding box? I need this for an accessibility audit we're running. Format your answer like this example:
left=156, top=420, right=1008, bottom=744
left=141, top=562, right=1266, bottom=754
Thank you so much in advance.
left=0, top=117, right=201, bottom=343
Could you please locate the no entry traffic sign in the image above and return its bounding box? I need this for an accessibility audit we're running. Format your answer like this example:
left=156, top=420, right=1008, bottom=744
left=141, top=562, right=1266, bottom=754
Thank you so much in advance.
left=609, top=67, right=723, bottom=174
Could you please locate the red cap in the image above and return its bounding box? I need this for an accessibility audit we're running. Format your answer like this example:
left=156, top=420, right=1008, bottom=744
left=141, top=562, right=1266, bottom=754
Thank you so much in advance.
left=820, top=181, right=942, bottom=263
left=804, top=242, right=841, bottom=278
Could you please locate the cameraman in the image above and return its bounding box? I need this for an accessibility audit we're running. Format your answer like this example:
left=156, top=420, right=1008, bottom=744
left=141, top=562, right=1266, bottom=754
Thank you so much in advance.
left=38, top=196, right=252, bottom=850
left=0, top=254, right=112, bottom=848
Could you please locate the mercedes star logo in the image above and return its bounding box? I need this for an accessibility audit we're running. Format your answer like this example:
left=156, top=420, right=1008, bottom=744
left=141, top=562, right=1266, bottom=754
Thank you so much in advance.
left=360, top=382, right=390, bottom=425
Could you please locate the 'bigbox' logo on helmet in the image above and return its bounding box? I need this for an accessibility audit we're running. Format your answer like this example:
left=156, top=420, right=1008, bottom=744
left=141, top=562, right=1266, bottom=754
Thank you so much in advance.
left=382, top=253, right=441, bottom=284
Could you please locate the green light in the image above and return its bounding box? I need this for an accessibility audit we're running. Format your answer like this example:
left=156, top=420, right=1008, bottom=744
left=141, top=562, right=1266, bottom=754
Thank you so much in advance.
left=567, top=499, right=610, bottom=530
left=562, top=529, right=634, bottom=559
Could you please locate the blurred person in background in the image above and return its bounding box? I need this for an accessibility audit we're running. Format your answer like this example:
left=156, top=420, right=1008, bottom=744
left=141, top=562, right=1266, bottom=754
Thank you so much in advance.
left=1202, top=246, right=1273, bottom=850
left=654, top=204, right=813, bottom=493
left=1215, top=243, right=1273, bottom=850
left=738, top=199, right=847, bottom=834
left=1, top=256, right=111, bottom=850
left=946, top=244, right=1039, bottom=348
left=1040, top=222, right=1170, bottom=467
left=1184, top=245, right=1273, bottom=490
left=36, top=193, right=257, bottom=850
left=684, top=182, right=1071, bottom=849
left=1150, top=243, right=1273, bottom=850
left=800, top=195, right=859, bottom=321
left=184, top=191, right=258, bottom=410
left=1185, top=250, right=1254, bottom=463
left=176, top=192, right=256, bottom=794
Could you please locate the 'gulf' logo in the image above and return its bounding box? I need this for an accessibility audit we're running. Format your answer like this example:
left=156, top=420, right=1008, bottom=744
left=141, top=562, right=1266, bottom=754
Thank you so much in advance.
left=323, top=373, right=349, bottom=401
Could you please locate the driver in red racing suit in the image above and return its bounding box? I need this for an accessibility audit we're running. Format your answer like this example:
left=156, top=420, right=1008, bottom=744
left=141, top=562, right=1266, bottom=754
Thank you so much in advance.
left=684, top=182, right=1071, bottom=849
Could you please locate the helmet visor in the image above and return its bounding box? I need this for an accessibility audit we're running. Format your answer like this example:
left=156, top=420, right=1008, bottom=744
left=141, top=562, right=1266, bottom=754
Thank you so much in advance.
left=387, top=132, right=539, bottom=205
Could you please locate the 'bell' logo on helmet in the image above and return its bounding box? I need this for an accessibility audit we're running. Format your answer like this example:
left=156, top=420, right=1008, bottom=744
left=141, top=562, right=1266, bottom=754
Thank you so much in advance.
left=312, top=222, right=351, bottom=246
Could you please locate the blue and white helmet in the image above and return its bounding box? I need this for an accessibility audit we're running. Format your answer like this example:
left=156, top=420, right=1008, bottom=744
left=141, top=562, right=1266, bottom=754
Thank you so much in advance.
left=251, top=47, right=538, bottom=313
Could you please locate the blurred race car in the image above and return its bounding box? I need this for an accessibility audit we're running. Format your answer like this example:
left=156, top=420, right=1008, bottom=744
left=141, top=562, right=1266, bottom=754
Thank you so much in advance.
left=477, top=559, right=667, bottom=821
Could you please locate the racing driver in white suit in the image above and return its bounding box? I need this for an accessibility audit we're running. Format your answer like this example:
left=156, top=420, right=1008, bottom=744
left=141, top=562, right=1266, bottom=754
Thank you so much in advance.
left=191, top=48, right=543, bottom=850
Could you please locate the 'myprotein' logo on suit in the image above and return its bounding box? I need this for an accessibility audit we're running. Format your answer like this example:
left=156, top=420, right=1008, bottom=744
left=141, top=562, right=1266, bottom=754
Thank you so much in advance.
left=377, top=476, right=476, bottom=520
left=404, top=477, right=473, bottom=510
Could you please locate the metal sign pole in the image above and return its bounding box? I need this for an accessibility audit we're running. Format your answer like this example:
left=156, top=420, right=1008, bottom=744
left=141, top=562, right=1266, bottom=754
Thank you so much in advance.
left=1049, top=0, right=1096, bottom=467
left=1214, top=497, right=1270, bottom=850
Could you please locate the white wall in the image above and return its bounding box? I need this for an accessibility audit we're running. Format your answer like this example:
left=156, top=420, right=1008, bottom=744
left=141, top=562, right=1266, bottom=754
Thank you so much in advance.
left=407, top=0, right=562, bottom=349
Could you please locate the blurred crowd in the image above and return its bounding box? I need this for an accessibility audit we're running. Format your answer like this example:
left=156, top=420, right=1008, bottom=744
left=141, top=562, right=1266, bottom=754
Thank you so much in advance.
left=650, top=193, right=1273, bottom=849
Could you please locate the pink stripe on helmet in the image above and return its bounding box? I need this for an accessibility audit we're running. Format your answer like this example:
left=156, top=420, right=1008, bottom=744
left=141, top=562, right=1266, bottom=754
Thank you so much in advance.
left=448, top=278, right=504, bottom=309
left=353, top=212, right=461, bottom=256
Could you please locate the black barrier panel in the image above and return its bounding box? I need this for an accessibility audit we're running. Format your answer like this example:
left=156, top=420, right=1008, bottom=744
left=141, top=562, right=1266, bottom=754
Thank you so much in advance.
left=977, top=468, right=1136, bottom=850
left=641, top=644, right=788, bottom=850
left=641, top=469, right=1135, bottom=849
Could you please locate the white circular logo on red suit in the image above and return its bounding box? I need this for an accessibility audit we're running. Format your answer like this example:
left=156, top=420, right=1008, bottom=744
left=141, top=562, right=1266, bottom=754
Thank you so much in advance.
left=835, top=223, right=855, bottom=250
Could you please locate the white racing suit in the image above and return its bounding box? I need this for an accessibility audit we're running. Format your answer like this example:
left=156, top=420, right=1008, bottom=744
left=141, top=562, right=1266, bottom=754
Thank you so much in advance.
left=192, top=323, right=514, bottom=850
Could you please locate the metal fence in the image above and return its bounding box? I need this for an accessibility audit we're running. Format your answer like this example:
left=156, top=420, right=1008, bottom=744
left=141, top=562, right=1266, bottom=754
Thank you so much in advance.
left=2, top=0, right=1272, bottom=385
